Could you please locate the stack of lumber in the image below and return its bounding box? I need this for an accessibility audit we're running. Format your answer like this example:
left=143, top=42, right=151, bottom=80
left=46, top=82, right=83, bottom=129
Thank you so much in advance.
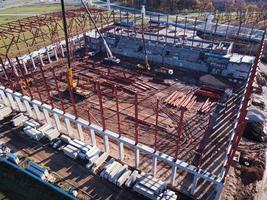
left=197, top=98, right=214, bottom=113
left=132, top=80, right=157, bottom=92
left=164, top=91, right=197, bottom=110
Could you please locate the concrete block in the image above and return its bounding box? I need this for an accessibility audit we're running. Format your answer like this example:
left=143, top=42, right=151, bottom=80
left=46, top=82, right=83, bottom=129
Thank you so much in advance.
left=91, top=152, right=109, bottom=174
left=116, top=170, right=132, bottom=187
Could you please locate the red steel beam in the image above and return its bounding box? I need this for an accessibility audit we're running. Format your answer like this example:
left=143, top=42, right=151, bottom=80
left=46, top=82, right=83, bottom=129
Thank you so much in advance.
left=197, top=112, right=213, bottom=168
left=39, top=63, right=54, bottom=108
left=87, top=106, right=92, bottom=125
left=28, top=66, right=43, bottom=103
left=154, top=98, right=159, bottom=152
left=51, top=67, right=65, bottom=112
left=223, top=30, right=266, bottom=179
left=97, top=81, right=106, bottom=131
left=114, top=85, right=121, bottom=136
left=134, top=92, right=139, bottom=144
left=175, top=107, right=185, bottom=158
left=15, top=57, right=33, bottom=99
left=157, top=14, right=160, bottom=42
left=0, top=57, right=14, bottom=90
left=174, top=16, right=178, bottom=44
left=7, top=58, right=22, bottom=92
left=192, top=17, right=197, bottom=47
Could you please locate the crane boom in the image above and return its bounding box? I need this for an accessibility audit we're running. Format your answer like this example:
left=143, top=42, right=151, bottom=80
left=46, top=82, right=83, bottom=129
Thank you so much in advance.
left=81, top=0, right=120, bottom=64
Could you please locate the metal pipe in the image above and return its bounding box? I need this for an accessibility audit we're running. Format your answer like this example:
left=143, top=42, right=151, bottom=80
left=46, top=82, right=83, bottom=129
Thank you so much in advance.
left=87, top=106, right=92, bottom=125
left=15, top=57, right=33, bottom=99
left=6, top=57, right=20, bottom=92
left=51, top=67, right=65, bottom=112
left=154, top=98, right=159, bottom=152
left=224, top=20, right=230, bottom=40
left=39, top=63, right=54, bottom=108
left=157, top=14, right=160, bottom=42
left=211, top=18, right=219, bottom=49
left=197, top=112, right=212, bottom=168
left=174, top=16, right=178, bottom=44
left=192, top=17, right=197, bottom=47
left=134, top=92, right=139, bottom=144
left=165, top=15, right=168, bottom=43
left=201, top=18, right=207, bottom=48
left=97, top=81, right=105, bottom=131
left=175, top=108, right=185, bottom=158
left=60, top=0, right=71, bottom=70
left=114, top=85, right=121, bottom=136
left=0, top=57, right=13, bottom=90
left=127, top=11, right=129, bottom=37
left=29, top=66, right=43, bottom=103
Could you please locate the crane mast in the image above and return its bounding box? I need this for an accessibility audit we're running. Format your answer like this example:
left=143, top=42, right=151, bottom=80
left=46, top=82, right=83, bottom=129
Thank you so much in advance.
left=81, top=0, right=120, bottom=64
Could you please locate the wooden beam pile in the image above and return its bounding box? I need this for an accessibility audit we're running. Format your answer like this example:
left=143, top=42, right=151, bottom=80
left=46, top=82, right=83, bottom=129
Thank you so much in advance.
left=197, top=98, right=214, bottom=113
left=164, top=90, right=197, bottom=110
left=132, top=80, right=157, bottom=92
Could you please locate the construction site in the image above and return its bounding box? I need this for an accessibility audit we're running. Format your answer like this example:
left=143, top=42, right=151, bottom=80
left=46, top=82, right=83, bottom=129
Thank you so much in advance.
left=0, top=1, right=266, bottom=200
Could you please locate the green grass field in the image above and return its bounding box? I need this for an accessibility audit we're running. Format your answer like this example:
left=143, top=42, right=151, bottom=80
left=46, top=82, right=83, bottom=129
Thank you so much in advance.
left=0, top=3, right=76, bottom=25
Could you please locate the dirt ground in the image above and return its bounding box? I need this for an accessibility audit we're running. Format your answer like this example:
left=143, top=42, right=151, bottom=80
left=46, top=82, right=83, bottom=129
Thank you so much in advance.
left=222, top=138, right=266, bottom=200
left=222, top=63, right=267, bottom=200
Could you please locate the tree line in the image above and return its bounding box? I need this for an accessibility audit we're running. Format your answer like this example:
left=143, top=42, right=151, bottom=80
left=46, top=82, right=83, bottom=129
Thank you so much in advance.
left=114, top=0, right=266, bottom=13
